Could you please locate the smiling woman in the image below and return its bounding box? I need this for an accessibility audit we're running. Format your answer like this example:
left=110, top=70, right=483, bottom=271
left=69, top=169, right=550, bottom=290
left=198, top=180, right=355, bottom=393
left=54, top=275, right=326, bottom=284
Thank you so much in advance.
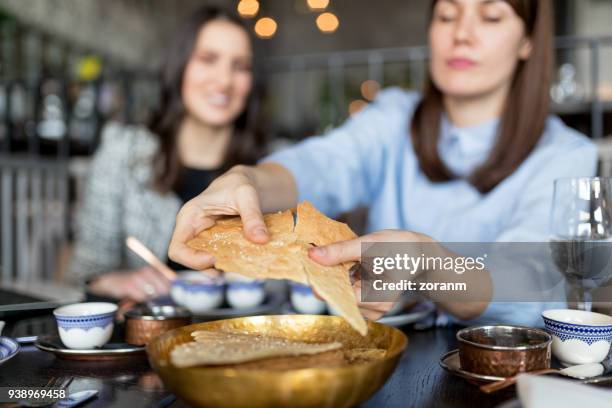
left=67, top=6, right=267, bottom=302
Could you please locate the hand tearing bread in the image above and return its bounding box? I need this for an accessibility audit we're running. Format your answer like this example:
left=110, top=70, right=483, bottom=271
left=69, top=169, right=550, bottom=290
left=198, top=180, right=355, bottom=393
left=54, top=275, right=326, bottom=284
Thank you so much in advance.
left=187, top=201, right=367, bottom=336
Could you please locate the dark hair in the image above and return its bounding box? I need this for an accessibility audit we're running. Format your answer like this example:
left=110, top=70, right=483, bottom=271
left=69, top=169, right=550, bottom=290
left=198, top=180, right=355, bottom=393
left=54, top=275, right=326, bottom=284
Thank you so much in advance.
left=148, top=6, right=266, bottom=193
left=411, top=0, right=554, bottom=194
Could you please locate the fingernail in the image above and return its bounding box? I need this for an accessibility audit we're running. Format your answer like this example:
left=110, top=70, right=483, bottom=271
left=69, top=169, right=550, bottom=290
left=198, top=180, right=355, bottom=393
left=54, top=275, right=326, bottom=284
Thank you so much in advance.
left=311, top=247, right=326, bottom=257
left=253, top=227, right=267, bottom=236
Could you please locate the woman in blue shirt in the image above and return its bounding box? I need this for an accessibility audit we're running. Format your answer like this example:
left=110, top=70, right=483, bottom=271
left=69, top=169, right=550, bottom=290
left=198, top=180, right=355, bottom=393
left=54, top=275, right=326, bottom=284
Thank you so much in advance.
left=168, top=0, right=597, bottom=326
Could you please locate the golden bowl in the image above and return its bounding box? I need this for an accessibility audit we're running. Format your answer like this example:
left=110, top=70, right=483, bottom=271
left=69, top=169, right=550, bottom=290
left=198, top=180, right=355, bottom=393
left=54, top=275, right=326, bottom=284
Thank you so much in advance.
left=146, top=315, right=408, bottom=408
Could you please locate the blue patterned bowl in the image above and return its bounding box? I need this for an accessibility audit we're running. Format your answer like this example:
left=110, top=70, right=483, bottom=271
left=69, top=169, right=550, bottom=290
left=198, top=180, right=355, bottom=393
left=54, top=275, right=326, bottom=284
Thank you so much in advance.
left=53, top=302, right=117, bottom=349
left=0, top=336, right=20, bottom=366
left=290, top=282, right=326, bottom=314
left=225, top=273, right=265, bottom=309
left=171, top=271, right=225, bottom=313
left=542, top=309, right=612, bottom=366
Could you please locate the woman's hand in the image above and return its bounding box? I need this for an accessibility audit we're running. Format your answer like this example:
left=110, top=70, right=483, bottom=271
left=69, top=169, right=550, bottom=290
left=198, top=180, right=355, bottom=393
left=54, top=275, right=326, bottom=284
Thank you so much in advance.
left=88, top=267, right=171, bottom=302
left=309, top=229, right=491, bottom=321
left=168, top=163, right=297, bottom=270
left=308, top=229, right=433, bottom=320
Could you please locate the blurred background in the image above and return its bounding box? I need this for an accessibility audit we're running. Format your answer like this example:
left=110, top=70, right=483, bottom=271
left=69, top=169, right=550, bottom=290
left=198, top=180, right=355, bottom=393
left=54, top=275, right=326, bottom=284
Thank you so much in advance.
left=1, top=0, right=612, bottom=288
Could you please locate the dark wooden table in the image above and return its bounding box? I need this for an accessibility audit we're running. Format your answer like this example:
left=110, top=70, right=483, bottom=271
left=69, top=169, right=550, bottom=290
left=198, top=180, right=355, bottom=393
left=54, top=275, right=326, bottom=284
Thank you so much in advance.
left=0, top=317, right=516, bottom=408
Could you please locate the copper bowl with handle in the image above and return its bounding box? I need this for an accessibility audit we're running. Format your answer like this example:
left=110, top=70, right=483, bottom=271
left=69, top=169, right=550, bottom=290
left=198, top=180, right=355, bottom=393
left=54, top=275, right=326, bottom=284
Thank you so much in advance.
left=457, top=325, right=552, bottom=377
left=125, top=305, right=191, bottom=345
left=146, top=315, right=408, bottom=408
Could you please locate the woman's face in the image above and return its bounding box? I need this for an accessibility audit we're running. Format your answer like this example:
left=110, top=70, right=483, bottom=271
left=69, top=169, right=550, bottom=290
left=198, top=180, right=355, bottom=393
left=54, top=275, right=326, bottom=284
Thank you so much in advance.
left=429, top=0, right=532, bottom=99
left=182, top=19, right=253, bottom=128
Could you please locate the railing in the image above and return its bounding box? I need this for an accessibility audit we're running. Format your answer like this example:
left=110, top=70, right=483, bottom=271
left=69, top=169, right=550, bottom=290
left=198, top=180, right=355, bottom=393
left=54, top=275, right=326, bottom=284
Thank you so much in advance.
left=0, top=155, right=69, bottom=283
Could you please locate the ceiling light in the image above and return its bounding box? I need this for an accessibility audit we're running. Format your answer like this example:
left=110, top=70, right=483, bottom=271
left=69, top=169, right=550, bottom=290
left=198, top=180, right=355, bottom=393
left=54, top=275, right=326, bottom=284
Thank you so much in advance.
left=237, top=0, right=259, bottom=18
left=316, top=12, right=339, bottom=33
left=254, top=17, right=278, bottom=39
left=307, top=0, right=329, bottom=11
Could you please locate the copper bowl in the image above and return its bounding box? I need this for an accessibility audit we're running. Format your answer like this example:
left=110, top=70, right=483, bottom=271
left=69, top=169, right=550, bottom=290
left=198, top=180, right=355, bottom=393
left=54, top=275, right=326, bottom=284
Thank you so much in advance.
left=147, top=315, right=408, bottom=408
left=457, top=325, right=552, bottom=377
left=125, top=305, right=191, bottom=345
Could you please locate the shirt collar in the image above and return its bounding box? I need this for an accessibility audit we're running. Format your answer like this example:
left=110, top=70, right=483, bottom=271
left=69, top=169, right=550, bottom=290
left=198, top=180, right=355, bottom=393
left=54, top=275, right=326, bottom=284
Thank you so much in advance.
left=438, top=115, right=500, bottom=177
left=440, top=115, right=499, bottom=155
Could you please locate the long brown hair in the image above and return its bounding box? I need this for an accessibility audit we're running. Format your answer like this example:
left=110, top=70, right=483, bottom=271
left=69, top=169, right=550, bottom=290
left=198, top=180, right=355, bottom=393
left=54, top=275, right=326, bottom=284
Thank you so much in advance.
left=148, top=6, right=266, bottom=193
left=411, top=0, right=554, bottom=194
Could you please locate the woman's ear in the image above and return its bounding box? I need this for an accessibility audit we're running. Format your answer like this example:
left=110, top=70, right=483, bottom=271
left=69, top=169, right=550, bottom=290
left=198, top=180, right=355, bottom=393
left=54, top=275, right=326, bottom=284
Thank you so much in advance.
left=518, top=37, right=533, bottom=60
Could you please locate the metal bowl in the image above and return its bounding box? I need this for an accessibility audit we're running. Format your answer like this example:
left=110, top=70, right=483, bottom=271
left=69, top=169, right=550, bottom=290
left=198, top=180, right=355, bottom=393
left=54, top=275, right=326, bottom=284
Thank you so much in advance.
left=457, top=325, right=552, bottom=377
left=147, top=315, right=408, bottom=408
left=125, top=305, right=191, bottom=345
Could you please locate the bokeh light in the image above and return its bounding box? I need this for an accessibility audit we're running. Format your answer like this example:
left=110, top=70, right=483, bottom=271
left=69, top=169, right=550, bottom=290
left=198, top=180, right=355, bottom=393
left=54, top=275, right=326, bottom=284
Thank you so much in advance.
left=360, top=80, right=381, bottom=101
left=348, top=100, right=368, bottom=116
left=307, top=0, right=330, bottom=11
left=316, top=12, right=339, bottom=33
left=254, top=17, right=278, bottom=39
left=237, top=0, right=260, bottom=18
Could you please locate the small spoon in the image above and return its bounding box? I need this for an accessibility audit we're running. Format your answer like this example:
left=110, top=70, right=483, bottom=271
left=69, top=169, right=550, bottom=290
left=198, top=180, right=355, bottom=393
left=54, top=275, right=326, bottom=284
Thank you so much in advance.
left=480, top=363, right=606, bottom=393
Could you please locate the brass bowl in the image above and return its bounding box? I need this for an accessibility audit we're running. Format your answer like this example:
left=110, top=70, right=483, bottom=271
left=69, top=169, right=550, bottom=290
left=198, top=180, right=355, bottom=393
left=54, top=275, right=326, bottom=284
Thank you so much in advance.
left=125, top=305, right=191, bottom=345
left=457, top=325, right=552, bottom=377
left=147, top=315, right=408, bottom=408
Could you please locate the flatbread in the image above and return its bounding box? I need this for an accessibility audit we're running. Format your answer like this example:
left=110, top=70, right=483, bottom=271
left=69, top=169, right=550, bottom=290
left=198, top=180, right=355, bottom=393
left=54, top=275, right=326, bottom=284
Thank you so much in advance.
left=294, top=201, right=358, bottom=246
left=217, top=349, right=347, bottom=370
left=187, top=210, right=307, bottom=283
left=170, top=330, right=343, bottom=368
left=295, top=201, right=358, bottom=271
left=301, top=248, right=367, bottom=336
left=186, top=201, right=367, bottom=335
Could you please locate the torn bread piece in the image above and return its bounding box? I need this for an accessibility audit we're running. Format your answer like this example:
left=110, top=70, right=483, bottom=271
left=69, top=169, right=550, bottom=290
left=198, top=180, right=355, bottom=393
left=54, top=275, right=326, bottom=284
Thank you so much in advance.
left=294, top=201, right=358, bottom=271
left=301, top=248, right=367, bottom=336
left=294, top=201, right=357, bottom=246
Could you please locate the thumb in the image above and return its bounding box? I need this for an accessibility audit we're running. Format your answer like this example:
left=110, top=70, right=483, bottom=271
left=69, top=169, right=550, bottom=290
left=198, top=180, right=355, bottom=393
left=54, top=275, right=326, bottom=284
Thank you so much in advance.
left=308, top=238, right=362, bottom=266
left=235, top=186, right=269, bottom=244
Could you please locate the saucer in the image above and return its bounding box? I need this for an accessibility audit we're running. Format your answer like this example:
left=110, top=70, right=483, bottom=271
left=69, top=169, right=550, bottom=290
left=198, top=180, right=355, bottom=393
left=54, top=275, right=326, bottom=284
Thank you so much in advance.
left=440, top=349, right=612, bottom=385
left=440, top=349, right=505, bottom=383
left=35, top=335, right=145, bottom=361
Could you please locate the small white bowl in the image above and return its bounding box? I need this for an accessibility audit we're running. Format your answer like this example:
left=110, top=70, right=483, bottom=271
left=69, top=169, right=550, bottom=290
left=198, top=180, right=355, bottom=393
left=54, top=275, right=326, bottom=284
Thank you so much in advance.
left=53, top=302, right=117, bottom=349
left=171, top=271, right=225, bottom=314
left=542, top=309, right=612, bottom=366
left=290, top=283, right=326, bottom=314
left=225, top=273, right=266, bottom=309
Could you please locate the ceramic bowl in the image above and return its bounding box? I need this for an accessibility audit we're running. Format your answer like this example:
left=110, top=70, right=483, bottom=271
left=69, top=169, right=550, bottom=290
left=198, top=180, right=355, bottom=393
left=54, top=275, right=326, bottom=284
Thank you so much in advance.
left=0, top=336, right=20, bottom=366
left=53, top=302, right=118, bottom=349
left=542, top=309, right=612, bottom=366
left=290, top=282, right=326, bottom=314
left=170, top=271, right=225, bottom=314
left=225, top=273, right=266, bottom=309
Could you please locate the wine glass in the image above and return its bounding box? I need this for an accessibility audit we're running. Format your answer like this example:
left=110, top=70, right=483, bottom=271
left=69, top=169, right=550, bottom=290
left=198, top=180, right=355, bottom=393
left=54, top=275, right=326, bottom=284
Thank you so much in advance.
left=550, top=177, right=612, bottom=311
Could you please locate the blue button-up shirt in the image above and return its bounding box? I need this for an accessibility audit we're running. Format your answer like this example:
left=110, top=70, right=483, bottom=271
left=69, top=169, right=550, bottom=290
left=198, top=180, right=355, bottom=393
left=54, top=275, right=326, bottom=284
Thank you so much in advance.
left=266, top=88, right=598, bottom=327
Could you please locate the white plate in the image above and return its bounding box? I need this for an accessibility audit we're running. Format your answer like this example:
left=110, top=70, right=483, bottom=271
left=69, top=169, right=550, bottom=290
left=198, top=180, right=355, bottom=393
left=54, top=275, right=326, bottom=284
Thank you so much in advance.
left=378, top=301, right=436, bottom=327
left=282, top=300, right=435, bottom=328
